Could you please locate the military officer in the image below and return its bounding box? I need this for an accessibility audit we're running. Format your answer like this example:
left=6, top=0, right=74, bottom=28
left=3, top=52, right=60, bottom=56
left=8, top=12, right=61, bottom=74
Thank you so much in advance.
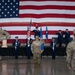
left=50, top=37, right=57, bottom=59
left=13, top=36, right=21, bottom=59
left=66, top=29, right=75, bottom=74
left=32, top=26, right=40, bottom=38
left=56, top=30, right=63, bottom=47
left=26, top=37, right=33, bottom=45
left=25, top=39, right=32, bottom=59
left=64, top=29, right=70, bottom=46
left=0, top=27, right=10, bottom=59
left=31, top=36, right=44, bottom=68
left=0, top=27, right=10, bottom=40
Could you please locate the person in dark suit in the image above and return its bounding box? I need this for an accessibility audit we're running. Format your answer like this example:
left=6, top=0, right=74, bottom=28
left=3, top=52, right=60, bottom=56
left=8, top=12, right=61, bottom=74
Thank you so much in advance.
left=25, top=39, right=32, bottom=59
left=50, top=37, right=57, bottom=59
left=13, top=36, right=21, bottom=59
left=32, top=26, right=40, bottom=38
left=64, top=29, right=70, bottom=46
left=57, top=30, right=63, bottom=47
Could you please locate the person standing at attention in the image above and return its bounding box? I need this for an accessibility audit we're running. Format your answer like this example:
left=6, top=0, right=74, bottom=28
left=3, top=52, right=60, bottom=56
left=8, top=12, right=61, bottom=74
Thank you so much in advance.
left=32, top=25, right=40, bottom=38
left=57, top=30, right=63, bottom=47
left=50, top=37, right=57, bottom=59
left=25, top=39, right=32, bottom=59
left=13, top=36, right=21, bottom=59
left=31, top=36, right=44, bottom=68
left=64, top=29, right=70, bottom=46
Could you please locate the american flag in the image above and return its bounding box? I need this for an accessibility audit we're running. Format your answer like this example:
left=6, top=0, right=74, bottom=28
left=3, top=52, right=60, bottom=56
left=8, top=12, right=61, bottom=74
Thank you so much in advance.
left=0, top=0, right=75, bottom=44
left=27, top=26, right=31, bottom=39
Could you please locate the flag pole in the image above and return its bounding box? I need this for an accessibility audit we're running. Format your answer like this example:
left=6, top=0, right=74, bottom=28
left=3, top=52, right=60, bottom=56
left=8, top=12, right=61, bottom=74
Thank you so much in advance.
left=27, top=19, right=32, bottom=39
left=46, top=25, right=48, bottom=43
left=30, top=19, right=32, bottom=26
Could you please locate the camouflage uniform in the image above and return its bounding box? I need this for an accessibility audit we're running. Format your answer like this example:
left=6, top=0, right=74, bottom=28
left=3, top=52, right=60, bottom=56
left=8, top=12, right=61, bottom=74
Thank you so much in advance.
left=31, top=39, right=43, bottom=68
left=66, top=29, right=75, bottom=74
left=0, top=28, right=10, bottom=40
left=0, top=28, right=10, bottom=59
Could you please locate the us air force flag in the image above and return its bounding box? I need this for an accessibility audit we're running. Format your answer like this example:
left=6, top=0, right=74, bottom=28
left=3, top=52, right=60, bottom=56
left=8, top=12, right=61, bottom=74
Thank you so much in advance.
left=40, top=27, right=44, bottom=50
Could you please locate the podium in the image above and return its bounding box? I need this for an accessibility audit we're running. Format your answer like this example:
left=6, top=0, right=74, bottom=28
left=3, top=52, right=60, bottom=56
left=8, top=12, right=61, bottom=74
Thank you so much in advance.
left=2, top=40, right=7, bottom=48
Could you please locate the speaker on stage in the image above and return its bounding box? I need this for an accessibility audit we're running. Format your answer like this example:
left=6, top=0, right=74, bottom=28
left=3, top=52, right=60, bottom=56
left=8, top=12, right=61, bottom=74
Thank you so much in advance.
left=0, top=27, right=11, bottom=48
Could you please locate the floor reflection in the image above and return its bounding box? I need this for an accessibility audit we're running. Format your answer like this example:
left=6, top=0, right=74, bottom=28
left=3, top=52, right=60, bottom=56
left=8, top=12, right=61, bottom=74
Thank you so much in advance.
left=13, top=60, right=19, bottom=75
left=33, top=62, right=45, bottom=75
left=34, top=68, right=41, bottom=75
left=1, top=61, right=8, bottom=75
left=0, top=57, right=73, bottom=75
left=25, top=60, right=33, bottom=75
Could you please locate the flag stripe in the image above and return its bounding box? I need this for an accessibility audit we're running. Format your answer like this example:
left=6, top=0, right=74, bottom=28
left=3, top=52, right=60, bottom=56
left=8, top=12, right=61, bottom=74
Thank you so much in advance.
left=19, top=14, right=75, bottom=18
left=0, top=22, right=75, bottom=27
left=1, top=18, right=75, bottom=23
left=20, top=0, right=75, bottom=1
left=20, top=9, right=75, bottom=15
left=20, top=1, right=75, bottom=6
left=2, top=26, right=75, bottom=31
left=20, top=5, right=75, bottom=10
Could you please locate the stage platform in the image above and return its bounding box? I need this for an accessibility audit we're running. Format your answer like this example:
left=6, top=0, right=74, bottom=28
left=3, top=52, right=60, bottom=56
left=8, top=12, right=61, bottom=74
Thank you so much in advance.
left=0, top=46, right=66, bottom=56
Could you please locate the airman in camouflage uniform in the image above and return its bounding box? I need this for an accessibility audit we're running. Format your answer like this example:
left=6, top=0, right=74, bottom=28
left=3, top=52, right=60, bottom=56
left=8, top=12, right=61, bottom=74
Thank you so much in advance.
left=31, top=36, right=44, bottom=68
left=66, top=29, right=75, bottom=74
left=0, top=27, right=10, bottom=40
left=0, top=27, right=10, bottom=60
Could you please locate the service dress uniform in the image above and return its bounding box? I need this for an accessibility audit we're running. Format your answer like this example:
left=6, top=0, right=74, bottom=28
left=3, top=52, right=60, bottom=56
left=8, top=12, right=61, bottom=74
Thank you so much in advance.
left=64, top=30, right=70, bottom=46
left=13, top=37, right=21, bottom=59
left=50, top=39, right=56, bottom=59
left=25, top=42, right=31, bottom=59
left=32, top=27, right=40, bottom=38
left=57, top=30, right=63, bottom=47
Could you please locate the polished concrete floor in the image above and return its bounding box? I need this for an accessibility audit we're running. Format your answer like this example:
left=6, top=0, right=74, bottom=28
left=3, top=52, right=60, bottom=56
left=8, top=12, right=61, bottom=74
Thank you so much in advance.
left=0, top=56, right=74, bottom=75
